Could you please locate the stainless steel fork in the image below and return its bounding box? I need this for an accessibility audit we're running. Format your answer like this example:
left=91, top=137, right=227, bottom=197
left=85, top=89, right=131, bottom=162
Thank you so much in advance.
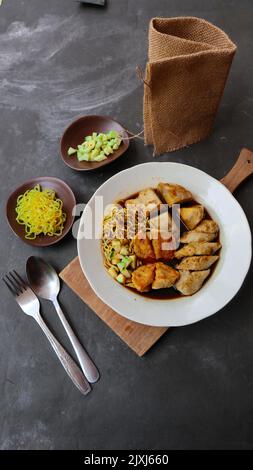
left=3, top=270, right=91, bottom=395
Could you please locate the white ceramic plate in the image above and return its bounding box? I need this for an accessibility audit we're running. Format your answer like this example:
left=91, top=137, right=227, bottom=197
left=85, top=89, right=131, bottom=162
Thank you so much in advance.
left=77, top=162, right=252, bottom=326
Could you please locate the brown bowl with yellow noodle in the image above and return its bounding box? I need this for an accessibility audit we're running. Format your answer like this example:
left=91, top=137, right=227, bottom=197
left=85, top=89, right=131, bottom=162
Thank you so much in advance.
left=6, top=177, right=76, bottom=247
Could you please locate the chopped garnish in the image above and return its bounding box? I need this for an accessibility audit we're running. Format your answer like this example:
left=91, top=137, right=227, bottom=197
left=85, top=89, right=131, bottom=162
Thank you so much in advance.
left=68, top=130, right=122, bottom=163
left=67, top=147, right=77, bottom=156
left=116, top=273, right=125, bottom=284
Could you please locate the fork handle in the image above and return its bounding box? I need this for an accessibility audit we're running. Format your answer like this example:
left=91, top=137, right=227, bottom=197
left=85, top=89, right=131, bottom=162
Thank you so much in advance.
left=35, top=314, right=91, bottom=395
left=53, top=298, right=100, bottom=384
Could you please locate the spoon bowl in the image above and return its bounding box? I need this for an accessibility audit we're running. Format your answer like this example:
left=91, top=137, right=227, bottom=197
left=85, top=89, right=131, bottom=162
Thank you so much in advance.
left=26, top=256, right=60, bottom=300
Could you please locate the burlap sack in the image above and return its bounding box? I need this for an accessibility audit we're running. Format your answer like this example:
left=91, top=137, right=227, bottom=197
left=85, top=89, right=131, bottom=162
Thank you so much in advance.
left=143, top=17, right=237, bottom=154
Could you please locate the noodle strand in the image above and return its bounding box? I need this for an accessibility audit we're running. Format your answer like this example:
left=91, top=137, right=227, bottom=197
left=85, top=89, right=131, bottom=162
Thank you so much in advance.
left=15, top=184, right=66, bottom=239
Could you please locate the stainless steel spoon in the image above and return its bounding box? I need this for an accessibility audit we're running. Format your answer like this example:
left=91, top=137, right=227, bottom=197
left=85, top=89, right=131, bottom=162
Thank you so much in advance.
left=26, top=256, right=99, bottom=383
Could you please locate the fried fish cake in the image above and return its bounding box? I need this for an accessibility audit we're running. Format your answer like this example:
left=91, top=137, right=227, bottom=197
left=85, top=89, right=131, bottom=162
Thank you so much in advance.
left=133, top=234, right=155, bottom=260
left=132, top=264, right=156, bottom=292
left=152, top=262, right=180, bottom=289
left=158, top=183, right=193, bottom=207
left=126, top=188, right=161, bottom=214
left=180, top=205, right=204, bottom=230
left=150, top=211, right=172, bottom=234
left=175, top=242, right=221, bottom=259
left=175, top=270, right=211, bottom=295
left=151, top=232, right=175, bottom=260
left=180, top=231, right=217, bottom=243
left=176, top=255, right=219, bottom=271
left=195, top=219, right=219, bottom=233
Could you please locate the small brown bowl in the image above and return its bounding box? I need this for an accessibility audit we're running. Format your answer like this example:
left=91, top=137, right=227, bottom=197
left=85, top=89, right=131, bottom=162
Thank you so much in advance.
left=6, top=177, right=76, bottom=247
left=60, top=115, right=129, bottom=171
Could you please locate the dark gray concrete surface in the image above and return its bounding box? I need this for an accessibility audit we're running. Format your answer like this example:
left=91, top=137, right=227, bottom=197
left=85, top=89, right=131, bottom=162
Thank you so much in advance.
left=0, top=0, right=253, bottom=450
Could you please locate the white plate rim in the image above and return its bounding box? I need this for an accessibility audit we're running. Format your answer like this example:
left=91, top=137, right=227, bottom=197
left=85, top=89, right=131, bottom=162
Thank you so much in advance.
left=77, top=162, right=252, bottom=327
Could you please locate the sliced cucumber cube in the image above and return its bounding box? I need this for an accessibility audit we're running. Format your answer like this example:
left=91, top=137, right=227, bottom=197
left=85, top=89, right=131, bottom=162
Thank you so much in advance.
left=78, top=153, right=89, bottom=162
left=67, top=147, right=77, bottom=156
left=116, top=273, right=125, bottom=284
left=93, top=154, right=107, bottom=162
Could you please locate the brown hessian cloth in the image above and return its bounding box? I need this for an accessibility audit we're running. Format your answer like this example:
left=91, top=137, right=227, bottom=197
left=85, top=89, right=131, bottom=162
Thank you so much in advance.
left=143, top=17, right=237, bottom=155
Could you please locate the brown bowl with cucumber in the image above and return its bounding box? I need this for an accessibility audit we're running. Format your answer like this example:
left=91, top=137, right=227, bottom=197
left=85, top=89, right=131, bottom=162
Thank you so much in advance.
left=60, top=115, right=129, bottom=171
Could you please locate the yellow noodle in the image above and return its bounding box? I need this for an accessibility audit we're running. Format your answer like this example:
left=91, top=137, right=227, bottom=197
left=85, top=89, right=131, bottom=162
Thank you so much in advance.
left=15, top=184, right=66, bottom=239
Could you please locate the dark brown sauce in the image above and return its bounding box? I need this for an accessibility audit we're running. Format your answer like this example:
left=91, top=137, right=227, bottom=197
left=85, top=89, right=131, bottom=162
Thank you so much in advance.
left=110, top=187, right=220, bottom=300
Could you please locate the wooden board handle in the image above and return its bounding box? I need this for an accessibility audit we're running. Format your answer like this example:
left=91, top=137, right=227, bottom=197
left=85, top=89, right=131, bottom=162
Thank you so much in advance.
left=220, top=148, right=253, bottom=193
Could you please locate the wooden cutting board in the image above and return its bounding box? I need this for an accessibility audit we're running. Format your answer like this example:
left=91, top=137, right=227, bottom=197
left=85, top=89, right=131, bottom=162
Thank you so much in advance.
left=60, top=148, right=253, bottom=356
left=60, top=257, right=168, bottom=356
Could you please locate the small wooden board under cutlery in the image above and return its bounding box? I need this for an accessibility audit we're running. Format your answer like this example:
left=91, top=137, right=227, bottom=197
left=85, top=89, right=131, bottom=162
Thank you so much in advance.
left=60, top=148, right=253, bottom=356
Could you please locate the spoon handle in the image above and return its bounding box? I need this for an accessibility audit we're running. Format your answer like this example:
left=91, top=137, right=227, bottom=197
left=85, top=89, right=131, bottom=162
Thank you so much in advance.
left=36, top=314, right=91, bottom=395
left=52, top=298, right=100, bottom=384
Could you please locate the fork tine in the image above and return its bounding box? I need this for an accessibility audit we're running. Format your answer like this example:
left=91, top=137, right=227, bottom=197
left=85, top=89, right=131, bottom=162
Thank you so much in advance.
left=2, top=276, right=18, bottom=296
left=13, top=270, right=27, bottom=290
left=8, top=271, right=24, bottom=294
